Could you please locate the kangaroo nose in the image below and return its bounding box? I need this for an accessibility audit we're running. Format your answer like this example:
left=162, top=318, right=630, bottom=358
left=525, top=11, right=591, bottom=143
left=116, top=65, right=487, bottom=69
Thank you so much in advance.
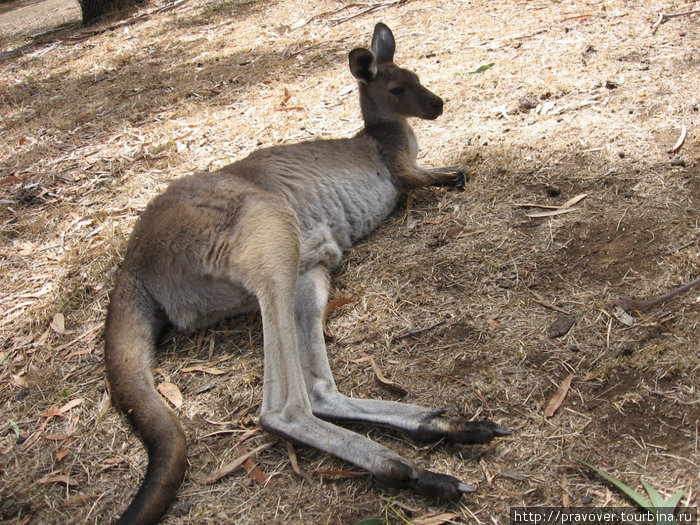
left=426, top=96, right=443, bottom=119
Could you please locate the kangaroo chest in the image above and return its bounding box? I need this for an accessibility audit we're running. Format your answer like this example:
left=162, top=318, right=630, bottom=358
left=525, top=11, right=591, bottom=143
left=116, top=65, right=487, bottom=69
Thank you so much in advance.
left=239, top=136, right=402, bottom=269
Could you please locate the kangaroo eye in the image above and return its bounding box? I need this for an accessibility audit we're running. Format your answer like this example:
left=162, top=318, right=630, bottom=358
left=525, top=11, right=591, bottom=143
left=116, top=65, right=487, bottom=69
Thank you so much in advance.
left=389, top=87, right=404, bottom=96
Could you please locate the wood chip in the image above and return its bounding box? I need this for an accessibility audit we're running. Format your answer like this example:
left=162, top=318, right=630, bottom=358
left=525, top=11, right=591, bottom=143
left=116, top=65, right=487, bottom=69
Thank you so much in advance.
left=548, top=315, right=575, bottom=338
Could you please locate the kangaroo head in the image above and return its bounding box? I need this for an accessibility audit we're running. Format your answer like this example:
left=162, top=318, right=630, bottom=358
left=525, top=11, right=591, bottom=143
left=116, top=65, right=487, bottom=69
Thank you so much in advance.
left=349, top=23, right=444, bottom=124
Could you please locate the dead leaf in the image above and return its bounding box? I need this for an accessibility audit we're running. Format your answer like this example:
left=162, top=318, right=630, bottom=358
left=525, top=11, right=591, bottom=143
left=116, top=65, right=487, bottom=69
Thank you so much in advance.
left=38, top=473, right=78, bottom=486
left=55, top=434, right=75, bottom=462
left=322, top=297, right=354, bottom=336
left=445, top=226, right=463, bottom=238
left=197, top=442, right=273, bottom=485
left=413, top=513, right=461, bottom=525
left=55, top=445, right=72, bottom=462
left=513, top=193, right=587, bottom=210
left=562, top=473, right=571, bottom=508
left=40, top=405, right=62, bottom=419
left=424, top=213, right=454, bottom=224
left=669, top=124, right=686, bottom=153
left=487, top=318, right=501, bottom=329
left=561, top=193, right=587, bottom=209
left=22, top=421, right=47, bottom=450
left=157, top=382, right=183, bottom=409
left=612, top=305, right=636, bottom=327
left=241, top=445, right=282, bottom=486
left=181, top=365, right=227, bottom=375
left=59, top=398, right=84, bottom=413
left=153, top=368, right=170, bottom=382
left=350, top=355, right=375, bottom=363
left=45, top=433, right=70, bottom=441
left=12, top=374, right=28, bottom=388
left=582, top=372, right=597, bottom=382
left=285, top=440, right=302, bottom=476
left=370, top=358, right=408, bottom=395
left=62, top=494, right=93, bottom=507
left=50, top=313, right=66, bottom=334
left=544, top=373, right=574, bottom=418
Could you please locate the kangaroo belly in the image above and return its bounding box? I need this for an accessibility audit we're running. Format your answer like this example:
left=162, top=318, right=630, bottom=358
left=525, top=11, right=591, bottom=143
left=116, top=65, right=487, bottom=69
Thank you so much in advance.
left=236, top=136, right=400, bottom=261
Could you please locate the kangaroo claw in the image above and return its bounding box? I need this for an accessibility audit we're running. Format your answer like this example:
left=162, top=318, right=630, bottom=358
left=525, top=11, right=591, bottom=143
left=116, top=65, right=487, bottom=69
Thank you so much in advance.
left=458, top=481, right=479, bottom=494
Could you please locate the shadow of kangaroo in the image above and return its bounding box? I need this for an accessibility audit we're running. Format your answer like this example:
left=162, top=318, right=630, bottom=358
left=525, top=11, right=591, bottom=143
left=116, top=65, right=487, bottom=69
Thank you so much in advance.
left=104, top=22, right=510, bottom=524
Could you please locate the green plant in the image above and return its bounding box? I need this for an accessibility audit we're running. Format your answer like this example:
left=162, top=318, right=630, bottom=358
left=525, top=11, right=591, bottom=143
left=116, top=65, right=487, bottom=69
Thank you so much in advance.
left=352, top=499, right=414, bottom=525
left=578, top=459, right=686, bottom=524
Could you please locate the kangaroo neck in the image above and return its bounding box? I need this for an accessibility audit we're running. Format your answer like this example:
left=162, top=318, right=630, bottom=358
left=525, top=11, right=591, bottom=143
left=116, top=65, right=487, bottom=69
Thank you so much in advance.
left=361, top=118, right=419, bottom=178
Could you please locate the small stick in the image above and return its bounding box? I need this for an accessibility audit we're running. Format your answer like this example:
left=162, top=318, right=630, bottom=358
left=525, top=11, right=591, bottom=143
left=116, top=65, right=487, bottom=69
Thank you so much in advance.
left=652, top=9, right=700, bottom=31
left=613, top=277, right=700, bottom=313
left=665, top=235, right=699, bottom=255
left=393, top=319, right=447, bottom=341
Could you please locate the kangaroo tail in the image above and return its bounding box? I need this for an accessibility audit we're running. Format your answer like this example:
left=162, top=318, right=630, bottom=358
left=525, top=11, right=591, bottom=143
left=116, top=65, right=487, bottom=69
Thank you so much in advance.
left=104, top=277, right=187, bottom=525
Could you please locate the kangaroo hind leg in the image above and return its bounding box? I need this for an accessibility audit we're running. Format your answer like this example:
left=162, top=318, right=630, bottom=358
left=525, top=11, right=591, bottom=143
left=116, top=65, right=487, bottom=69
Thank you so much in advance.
left=231, top=207, right=475, bottom=499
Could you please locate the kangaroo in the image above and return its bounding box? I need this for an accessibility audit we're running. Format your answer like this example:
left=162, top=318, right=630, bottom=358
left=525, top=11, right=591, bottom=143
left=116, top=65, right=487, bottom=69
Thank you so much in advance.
left=104, top=23, right=510, bottom=524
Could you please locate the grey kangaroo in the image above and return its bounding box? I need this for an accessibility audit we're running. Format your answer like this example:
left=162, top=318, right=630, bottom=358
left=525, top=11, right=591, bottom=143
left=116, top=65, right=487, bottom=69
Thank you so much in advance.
left=104, top=23, right=509, bottom=524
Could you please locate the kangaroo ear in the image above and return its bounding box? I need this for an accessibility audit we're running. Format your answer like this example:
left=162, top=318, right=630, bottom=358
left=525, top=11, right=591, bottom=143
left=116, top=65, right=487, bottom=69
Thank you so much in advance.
left=349, top=48, right=377, bottom=83
left=371, top=22, right=395, bottom=64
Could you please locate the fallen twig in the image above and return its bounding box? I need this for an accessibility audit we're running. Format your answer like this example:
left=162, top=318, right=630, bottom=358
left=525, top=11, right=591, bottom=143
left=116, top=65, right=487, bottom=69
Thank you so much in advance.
left=665, top=235, right=699, bottom=255
left=331, top=0, right=406, bottom=26
left=393, top=319, right=447, bottom=341
left=613, top=277, right=700, bottom=313
left=651, top=9, right=700, bottom=31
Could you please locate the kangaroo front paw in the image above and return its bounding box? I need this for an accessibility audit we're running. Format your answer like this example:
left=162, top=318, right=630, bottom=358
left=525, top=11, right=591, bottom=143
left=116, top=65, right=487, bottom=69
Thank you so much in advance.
left=375, top=459, right=476, bottom=500
left=427, top=165, right=469, bottom=190
left=414, top=417, right=512, bottom=444
left=451, top=166, right=468, bottom=191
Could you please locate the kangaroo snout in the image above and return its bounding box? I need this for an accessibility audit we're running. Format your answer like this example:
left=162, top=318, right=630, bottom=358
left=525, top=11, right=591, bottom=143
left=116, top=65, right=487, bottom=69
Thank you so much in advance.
left=425, top=94, right=444, bottom=119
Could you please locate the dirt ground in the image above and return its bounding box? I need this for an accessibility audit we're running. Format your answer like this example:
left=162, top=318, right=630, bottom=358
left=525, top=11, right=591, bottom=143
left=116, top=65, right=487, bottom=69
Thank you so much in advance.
left=1, top=0, right=698, bottom=524
left=0, top=0, right=80, bottom=40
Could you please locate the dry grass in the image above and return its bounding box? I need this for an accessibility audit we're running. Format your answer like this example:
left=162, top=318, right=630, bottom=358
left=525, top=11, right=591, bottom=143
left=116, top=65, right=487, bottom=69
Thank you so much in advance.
left=1, top=0, right=699, bottom=523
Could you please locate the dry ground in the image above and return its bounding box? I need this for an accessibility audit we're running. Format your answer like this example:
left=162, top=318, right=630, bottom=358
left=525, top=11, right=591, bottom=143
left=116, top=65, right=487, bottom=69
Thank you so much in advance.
left=1, top=0, right=699, bottom=523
